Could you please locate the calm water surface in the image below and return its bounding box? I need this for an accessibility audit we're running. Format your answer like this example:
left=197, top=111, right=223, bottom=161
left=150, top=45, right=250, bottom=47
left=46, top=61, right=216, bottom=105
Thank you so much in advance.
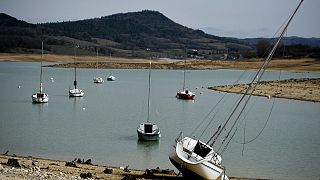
left=0, top=61, right=319, bottom=180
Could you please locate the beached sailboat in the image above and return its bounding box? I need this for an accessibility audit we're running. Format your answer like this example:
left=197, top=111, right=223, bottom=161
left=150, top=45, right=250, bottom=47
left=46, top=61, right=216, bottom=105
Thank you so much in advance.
left=169, top=1, right=303, bottom=179
left=93, top=48, right=104, bottom=83
left=69, top=44, right=84, bottom=97
left=176, top=49, right=195, bottom=100
left=32, top=41, right=49, bottom=103
left=137, top=60, right=161, bottom=141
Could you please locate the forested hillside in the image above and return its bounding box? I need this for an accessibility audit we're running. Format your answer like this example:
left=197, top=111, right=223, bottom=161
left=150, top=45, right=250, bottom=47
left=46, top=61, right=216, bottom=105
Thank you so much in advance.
left=1, top=11, right=319, bottom=59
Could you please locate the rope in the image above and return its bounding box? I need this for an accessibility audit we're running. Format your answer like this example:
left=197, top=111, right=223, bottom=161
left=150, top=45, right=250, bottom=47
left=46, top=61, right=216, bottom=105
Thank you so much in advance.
left=190, top=69, right=249, bottom=139
left=232, top=70, right=281, bottom=145
left=215, top=0, right=303, bottom=151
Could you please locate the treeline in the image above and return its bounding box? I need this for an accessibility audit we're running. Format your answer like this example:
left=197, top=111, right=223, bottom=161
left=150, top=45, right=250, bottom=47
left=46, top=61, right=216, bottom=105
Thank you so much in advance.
left=256, top=40, right=320, bottom=59
left=1, top=12, right=319, bottom=59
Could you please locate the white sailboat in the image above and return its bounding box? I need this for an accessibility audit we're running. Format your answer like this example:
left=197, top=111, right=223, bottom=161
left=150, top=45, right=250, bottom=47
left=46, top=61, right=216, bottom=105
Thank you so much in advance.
left=107, top=54, right=116, bottom=81
left=137, top=59, right=161, bottom=141
left=176, top=48, right=195, bottom=100
left=32, top=41, right=49, bottom=103
left=69, top=44, right=84, bottom=97
left=93, top=48, right=104, bottom=83
left=169, top=1, right=303, bottom=179
left=107, top=74, right=116, bottom=81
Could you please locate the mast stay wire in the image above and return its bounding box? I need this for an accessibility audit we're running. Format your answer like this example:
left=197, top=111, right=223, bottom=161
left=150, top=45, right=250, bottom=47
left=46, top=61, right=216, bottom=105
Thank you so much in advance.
left=231, top=70, right=282, bottom=146
left=209, top=0, right=304, bottom=150
left=191, top=68, right=250, bottom=140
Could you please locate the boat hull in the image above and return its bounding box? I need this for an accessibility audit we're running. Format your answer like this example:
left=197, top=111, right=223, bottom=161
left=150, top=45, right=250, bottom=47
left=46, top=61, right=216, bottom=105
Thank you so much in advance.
left=169, top=137, right=227, bottom=180
left=93, top=77, right=104, bottom=83
left=137, top=130, right=161, bottom=141
left=137, top=123, right=161, bottom=141
left=69, top=89, right=84, bottom=97
left=107, top=76, right=116, bottom=81
left=32, top=93, right=49, bottom=103
left=176, top=90, right=195, bottom=100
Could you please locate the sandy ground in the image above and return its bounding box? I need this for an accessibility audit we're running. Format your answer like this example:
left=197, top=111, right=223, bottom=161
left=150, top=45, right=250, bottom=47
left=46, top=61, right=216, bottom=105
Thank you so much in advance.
left=0, top=53, right=176, bottom=64
left=1, top=53, right=320, bottom=72
left=209, top=78, right=320, bottom=102
left=0, top=154, right=179, bottom=180
left=0, top=154, right=256, bottom=180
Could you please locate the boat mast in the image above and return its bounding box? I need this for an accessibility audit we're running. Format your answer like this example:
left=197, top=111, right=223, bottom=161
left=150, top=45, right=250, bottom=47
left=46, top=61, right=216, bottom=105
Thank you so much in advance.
left=73, top=44, right=77, bottom=89
left=40, top=40, right=43, bottom=93
left=209, top=0, right=304, bottom=147
left=96, top=48, right=99, bottom=69
left=147, top=58, right=151, bottom=122
left=183, top=48, right=187, bottom=91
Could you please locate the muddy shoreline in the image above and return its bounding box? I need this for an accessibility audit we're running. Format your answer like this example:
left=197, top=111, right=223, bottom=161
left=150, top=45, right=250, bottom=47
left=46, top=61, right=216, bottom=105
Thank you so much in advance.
left=0, top=154, right=256, bottom=180
left=1, top=53, right=320, bottom=72
left=209, top=78, right=320, bottom=102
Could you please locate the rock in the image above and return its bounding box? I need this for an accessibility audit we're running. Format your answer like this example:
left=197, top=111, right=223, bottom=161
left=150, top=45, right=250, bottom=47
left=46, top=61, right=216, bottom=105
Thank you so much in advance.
left=121, top=174, right=136, bottom=180
left=80, top=172, right=92, bottom=179
left=7, top=158, right=21, bottom=168
left=161, top=169, right=176, bottom=175
left=65, top=161, right=77, bottom=168
left=84, top=159, right=92, bottom=165
left=103, top=168, right=113, bottom=174
left=143, top=169, right=154, bottom=177
left=76, top=158, right=82, bottom=163
left=152, top=167, right=161, bottom=173
left=123, top=165, right=130, bottom=172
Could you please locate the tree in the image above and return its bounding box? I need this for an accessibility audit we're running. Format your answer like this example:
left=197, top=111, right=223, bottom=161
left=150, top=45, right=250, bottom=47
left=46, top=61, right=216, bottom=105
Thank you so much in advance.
left=256, top=40, right=270, bottom=58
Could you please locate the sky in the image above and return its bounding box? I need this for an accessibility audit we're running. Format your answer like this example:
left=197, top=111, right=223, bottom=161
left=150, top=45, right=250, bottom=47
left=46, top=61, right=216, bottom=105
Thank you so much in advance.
left=0, top=0, right=319, bottom=38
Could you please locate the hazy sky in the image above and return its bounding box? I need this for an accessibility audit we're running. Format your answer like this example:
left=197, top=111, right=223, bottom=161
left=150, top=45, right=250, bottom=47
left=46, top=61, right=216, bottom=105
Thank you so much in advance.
left=0, top=0, right=318, bottom=38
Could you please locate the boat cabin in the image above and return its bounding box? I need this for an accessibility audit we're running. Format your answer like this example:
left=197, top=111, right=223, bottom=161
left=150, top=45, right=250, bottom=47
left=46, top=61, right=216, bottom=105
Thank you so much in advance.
left=37, top=93, right=45, bottom=98
left=144, top=123, right=153, bottom=133
left=193, top=140, right=212, bottom=158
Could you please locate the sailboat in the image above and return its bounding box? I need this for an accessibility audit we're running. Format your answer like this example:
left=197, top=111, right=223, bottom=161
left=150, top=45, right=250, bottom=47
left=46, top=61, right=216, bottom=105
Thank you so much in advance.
left=169, top=1, right=303, bottom=179
left=107, top=54, right=116, bottom=81
left=137, top=59, right=161, bottom=141
left=93, top=48, right=104, bottom=83
left=32, top=41, right=49, bottom=103
left=69, top=44, right=84, bottom=97
left=176, top=48, right=195, bottom=100
left=107, top=74, right=116, bottom=81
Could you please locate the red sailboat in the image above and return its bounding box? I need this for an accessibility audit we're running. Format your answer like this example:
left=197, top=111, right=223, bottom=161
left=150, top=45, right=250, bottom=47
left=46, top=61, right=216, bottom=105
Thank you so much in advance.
left=176, top=48, right=195, bottom=100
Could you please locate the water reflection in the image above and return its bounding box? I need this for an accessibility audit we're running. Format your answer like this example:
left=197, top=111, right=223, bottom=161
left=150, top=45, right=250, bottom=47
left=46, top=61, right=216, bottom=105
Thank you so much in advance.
left=70, top=96, right=84, bottom=111
left=137, top=141, right=160, bottom=167
left=32, top=103, right=48, bottom=121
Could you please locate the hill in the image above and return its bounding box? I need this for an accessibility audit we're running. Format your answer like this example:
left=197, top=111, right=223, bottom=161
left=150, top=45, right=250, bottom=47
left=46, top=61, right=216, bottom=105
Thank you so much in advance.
left=1, top=11, right=319, bottom=59
left=240, top=36, right=320, bottom=47
left=0, top=11, right=251, bottom=58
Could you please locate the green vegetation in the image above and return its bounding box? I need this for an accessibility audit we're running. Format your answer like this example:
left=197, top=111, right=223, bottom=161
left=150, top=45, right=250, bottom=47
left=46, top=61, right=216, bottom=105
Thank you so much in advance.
left=1, top=11, right=319, bottom=59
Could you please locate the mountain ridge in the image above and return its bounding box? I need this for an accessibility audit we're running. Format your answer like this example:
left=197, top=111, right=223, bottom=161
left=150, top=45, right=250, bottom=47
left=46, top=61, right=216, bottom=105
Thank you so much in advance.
left=0, top=10, right=252, bottom=58
left=0, top=11, right=318, bottom=59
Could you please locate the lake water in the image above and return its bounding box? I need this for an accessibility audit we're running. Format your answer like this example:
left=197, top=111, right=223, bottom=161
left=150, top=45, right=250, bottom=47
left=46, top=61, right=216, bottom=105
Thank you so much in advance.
left=0, top=61, right=319, bottom=180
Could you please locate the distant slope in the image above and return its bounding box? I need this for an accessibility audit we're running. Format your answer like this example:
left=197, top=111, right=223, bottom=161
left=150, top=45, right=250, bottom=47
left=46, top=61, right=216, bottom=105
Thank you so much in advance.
left=0, top=13, right=41, bottom=52
left=240, top=36, right=320, bottom=47
left=0, top=11, right=251, bottom=58
left=1, top=11, right=318, bottom=59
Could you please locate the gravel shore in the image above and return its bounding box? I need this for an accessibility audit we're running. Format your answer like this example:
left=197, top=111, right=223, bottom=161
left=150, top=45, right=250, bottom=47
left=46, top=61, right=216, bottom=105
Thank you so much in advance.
left=0, top=154, right=259, bottom=180
left=209, top=78, right=320, bottom=102
left=0, top=154, right=179, bottom=180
